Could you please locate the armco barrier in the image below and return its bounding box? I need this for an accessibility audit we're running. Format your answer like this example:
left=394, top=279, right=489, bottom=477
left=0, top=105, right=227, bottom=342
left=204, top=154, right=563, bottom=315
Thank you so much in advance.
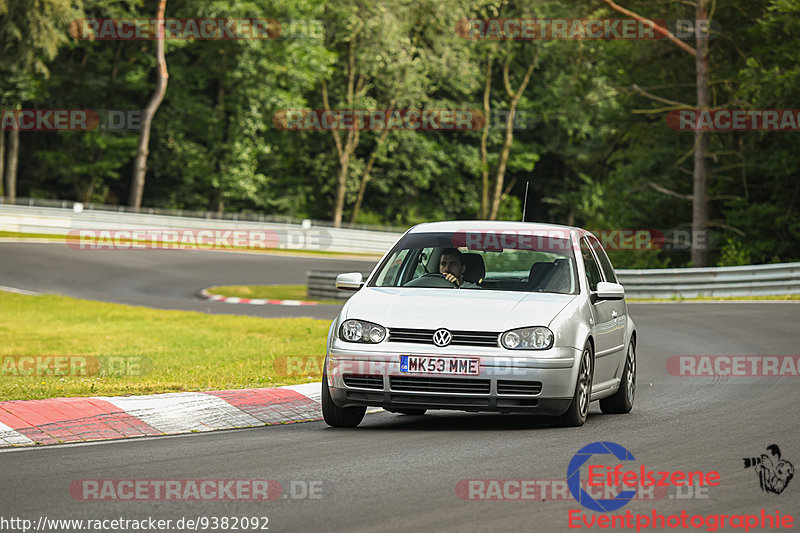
left=0, top=204, right=401, bottom=254
left=2, top=203, right=797, bottom=299
left=307, top=271, right=372, bottom=301
left=615, top=262, right=800, bottom=298
left=309, top=263, right=800, bottom=300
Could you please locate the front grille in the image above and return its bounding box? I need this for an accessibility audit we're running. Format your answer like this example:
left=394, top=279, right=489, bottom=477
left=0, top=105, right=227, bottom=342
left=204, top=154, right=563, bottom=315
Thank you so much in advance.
left=390, top=394, right=490, bottom=407
left=343, top=374, right=383, bottom=389
left=497, top=380, right=543, bottom=396
left=390, top=376, right=490, bottom=394
left=388, top=328, right=499, bottom=347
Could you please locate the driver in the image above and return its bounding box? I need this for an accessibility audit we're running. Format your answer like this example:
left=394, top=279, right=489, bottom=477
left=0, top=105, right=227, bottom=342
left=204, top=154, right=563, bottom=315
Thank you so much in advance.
left=439, top=248, right=479, bottom=288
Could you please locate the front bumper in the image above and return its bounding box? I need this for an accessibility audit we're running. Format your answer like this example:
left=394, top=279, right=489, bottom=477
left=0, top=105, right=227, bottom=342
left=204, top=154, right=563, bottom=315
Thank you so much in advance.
left=326, top=344, right=580, bottom=415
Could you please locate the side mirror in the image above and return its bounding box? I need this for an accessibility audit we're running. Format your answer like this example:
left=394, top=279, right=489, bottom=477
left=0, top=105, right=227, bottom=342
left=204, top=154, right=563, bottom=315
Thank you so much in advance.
left=596, top=281, right=625, bottom=300
left=336, top=272, right=364, bottom=291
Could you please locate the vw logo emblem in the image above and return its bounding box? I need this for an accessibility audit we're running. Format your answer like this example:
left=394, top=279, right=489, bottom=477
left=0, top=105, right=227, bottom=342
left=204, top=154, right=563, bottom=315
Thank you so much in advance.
left=433, top=328, right=452, bottom=347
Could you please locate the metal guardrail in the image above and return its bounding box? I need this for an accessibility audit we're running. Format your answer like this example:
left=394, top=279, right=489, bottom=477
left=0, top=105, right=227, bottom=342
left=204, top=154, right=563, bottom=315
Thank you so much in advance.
left=0, top=204, right=402, bottom=254
left=0, top=196, right=407, bottom=232
left=309, top=262, right=800, bottom=300
left=307, top=271, right=373, bottom=301
left=616, top=262, right=800, bottom=298
left=2, top=203, right=797, bottom=299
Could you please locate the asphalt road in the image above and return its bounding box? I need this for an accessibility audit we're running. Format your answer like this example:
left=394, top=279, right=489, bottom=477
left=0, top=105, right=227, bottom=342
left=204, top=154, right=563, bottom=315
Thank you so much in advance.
left=0, top=242, right=376, bottom=319
left=2, top=305, right=799, bottom=529
left=1, top=243, right=798, bottom=531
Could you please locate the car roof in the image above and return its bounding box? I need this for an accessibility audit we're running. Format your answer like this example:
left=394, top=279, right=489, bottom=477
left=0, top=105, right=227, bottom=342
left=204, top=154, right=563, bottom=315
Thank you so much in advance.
left=407, top=220, right=581, bottom=234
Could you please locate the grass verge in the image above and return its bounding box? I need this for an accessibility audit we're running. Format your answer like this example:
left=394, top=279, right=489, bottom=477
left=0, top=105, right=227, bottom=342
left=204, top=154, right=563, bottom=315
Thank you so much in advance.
left=0, top=290, right=328, bottom=401
left=207, top=285, right=343, bottom=305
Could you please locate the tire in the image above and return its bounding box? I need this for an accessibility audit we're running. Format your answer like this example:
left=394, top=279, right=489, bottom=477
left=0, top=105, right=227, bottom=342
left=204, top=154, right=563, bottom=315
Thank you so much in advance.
left=555, top=342, right=593, bottom=427
left=322, top=371, right=366, bottom=428
left=387, top=408, right=427, bottom=416
left=600, top=338, right=636, bottom=415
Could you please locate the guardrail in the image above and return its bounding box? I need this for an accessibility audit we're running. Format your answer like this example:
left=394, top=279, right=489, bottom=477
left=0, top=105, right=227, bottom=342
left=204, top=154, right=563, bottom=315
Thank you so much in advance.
left=307, top=271, right=373, bottom=301
left=308, top=262, right=800, bottom=300
left=0, top=196, right=406, bottom=232
left=616, top=262, right=800, bottom=298
left=0, top=204, right=402, bottom=254
left=2, top=203, right=797, bottom=299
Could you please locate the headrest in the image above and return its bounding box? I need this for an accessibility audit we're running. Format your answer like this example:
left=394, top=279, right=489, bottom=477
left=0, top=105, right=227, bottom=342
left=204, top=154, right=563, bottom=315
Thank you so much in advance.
left=528, top=262, right=555, bottom=286
left=461, top=253, right=485, bottom=284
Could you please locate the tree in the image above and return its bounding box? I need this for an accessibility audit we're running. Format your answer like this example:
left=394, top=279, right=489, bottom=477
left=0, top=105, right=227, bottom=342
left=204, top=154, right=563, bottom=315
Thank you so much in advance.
left=129, top=0, right=168, bottom=208
left=0, top=0, right=82, bottom=201
left=601, top=0, right=712, bottom=265
left=320, top=0, right=478, bottom=227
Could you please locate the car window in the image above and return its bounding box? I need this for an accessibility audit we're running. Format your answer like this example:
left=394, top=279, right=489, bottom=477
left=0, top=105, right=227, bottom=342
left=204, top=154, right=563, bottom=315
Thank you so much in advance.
left=374, top=249, right=411, bottom=286
left=580, top=238, right=603, bottom=292
left=414, top=247, right=436, bottom=278
left=369, top=231, right=578, bottom=294
left=588, top=236, right=618, bottom=283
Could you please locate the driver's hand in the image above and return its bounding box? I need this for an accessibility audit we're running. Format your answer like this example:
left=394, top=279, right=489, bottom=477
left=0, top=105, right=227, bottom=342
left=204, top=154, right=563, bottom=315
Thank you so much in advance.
left=443, top=273, right=461, bottom=286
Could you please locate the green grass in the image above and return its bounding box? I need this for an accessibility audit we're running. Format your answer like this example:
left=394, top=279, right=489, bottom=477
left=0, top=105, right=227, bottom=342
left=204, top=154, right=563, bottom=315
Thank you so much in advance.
left=0, top=290, right=329, bottom=400
left=207, top=285, right=343, bottom=305
left=0, top=230, right=64, bottom=240
left=629, top=294, right=800, bottom=302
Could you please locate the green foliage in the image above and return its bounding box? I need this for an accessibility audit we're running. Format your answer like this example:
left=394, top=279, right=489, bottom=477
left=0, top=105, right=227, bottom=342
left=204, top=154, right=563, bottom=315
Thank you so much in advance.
left=8, top=0, right=800, bottom=266
left=717, top=238, right=752, bottom=267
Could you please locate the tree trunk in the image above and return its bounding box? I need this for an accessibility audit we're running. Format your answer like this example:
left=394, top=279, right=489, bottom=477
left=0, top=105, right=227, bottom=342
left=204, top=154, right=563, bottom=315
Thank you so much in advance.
left=322, top=68, right=361, bottom=228
left=209, top=189, right=224, bottom=217
left=479, top=53, right=492, bottom=219
left=601, top=0, right=708, bottom=265
left=210, top=60, right=228, bottom=217
left=489, top=54, right=537, bottom=220
left=349, top=126, right=390, bottom=226
left=5, top=127, right=19, bottom=202
left=692, top=0, right=710, bottom=266
left=129, top=0, right=169, bottom=209
left=488, top=110, right=516, bottom=220
left=332, top=159, right=350, bottom=227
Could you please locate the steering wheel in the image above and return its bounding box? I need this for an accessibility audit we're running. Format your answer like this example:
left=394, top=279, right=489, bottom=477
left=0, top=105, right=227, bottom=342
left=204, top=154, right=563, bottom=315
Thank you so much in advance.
left=404, top=272, right=459, bottom=288
left=423, top=272, right=459, bottom=283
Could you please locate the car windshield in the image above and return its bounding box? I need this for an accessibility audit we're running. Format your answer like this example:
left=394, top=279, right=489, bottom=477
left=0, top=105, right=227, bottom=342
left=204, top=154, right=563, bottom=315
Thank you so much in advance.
left=369, top=230, right=578, bottom=294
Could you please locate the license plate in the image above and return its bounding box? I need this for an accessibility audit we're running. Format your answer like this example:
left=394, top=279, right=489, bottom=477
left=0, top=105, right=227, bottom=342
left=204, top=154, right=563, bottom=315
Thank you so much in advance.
left=399, top=355, right=480, bottom=375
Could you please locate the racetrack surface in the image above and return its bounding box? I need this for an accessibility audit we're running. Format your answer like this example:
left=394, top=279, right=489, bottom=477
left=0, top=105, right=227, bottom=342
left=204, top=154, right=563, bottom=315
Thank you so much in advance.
left=2, top=302, right=798, bottom=531
left=0, top=242, right=376, bottom=319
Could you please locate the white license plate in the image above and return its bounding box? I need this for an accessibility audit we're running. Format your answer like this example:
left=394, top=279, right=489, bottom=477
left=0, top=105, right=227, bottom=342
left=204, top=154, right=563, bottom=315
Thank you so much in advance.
left=399, top=355, right=480, bottom=375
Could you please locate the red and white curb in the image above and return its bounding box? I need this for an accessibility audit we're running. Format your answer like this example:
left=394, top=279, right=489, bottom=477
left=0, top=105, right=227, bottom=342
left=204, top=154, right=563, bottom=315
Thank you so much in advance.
left=0, top=382, right=325, bottom=447
left=198, top=288, right=319, bottom=306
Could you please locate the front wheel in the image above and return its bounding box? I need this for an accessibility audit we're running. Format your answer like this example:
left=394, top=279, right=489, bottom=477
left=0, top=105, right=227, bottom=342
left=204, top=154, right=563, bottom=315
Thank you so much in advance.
left=554, top=342, right=593, bottom=427
left=322, top=371, right=366, bottom=427
left=599, top=338, right=636, bottom=414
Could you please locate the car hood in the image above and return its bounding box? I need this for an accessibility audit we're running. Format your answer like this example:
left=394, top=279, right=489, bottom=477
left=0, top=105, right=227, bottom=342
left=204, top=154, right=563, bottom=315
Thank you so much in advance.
left=342, top=287, right=575, bottom=331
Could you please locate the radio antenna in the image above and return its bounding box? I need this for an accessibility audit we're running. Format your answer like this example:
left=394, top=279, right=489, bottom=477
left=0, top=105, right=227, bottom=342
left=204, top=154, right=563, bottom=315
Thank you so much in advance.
left=522, top=180, right=530, bottom=222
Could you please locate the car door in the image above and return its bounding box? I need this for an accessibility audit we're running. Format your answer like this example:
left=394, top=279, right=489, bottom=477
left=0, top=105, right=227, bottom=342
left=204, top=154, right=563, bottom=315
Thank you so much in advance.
left=580, top=237, right=624, bottom=389
left=588, top=235, right=627, bottom=356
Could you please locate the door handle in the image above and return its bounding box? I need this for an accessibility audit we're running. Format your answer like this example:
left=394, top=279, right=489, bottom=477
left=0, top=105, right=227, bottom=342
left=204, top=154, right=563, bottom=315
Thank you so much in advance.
left=611, top=310, right=618, bottom=319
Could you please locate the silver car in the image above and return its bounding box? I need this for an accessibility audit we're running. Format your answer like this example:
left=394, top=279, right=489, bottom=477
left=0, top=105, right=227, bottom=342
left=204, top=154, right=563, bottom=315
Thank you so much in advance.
left=322, top=221, right=637, bottom=427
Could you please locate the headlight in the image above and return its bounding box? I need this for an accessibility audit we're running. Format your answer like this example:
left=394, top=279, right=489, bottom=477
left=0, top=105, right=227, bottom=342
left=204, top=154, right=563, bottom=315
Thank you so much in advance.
left=339, top=319, right=386, bottom=343
left=501, top=326, right=553, bottom=350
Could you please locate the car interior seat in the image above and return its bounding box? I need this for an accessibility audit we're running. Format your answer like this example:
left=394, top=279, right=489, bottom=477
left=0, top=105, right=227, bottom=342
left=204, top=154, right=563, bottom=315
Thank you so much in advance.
left=539, top=257, right=571, bottom=293
left=528, top=262, right=555, bottom=290
left=461, top=253, right=486, bottom=285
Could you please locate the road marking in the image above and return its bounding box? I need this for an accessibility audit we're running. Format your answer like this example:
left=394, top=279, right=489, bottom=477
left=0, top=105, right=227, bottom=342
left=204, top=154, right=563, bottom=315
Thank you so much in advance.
left=0, top=285, right=41, bottom=296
